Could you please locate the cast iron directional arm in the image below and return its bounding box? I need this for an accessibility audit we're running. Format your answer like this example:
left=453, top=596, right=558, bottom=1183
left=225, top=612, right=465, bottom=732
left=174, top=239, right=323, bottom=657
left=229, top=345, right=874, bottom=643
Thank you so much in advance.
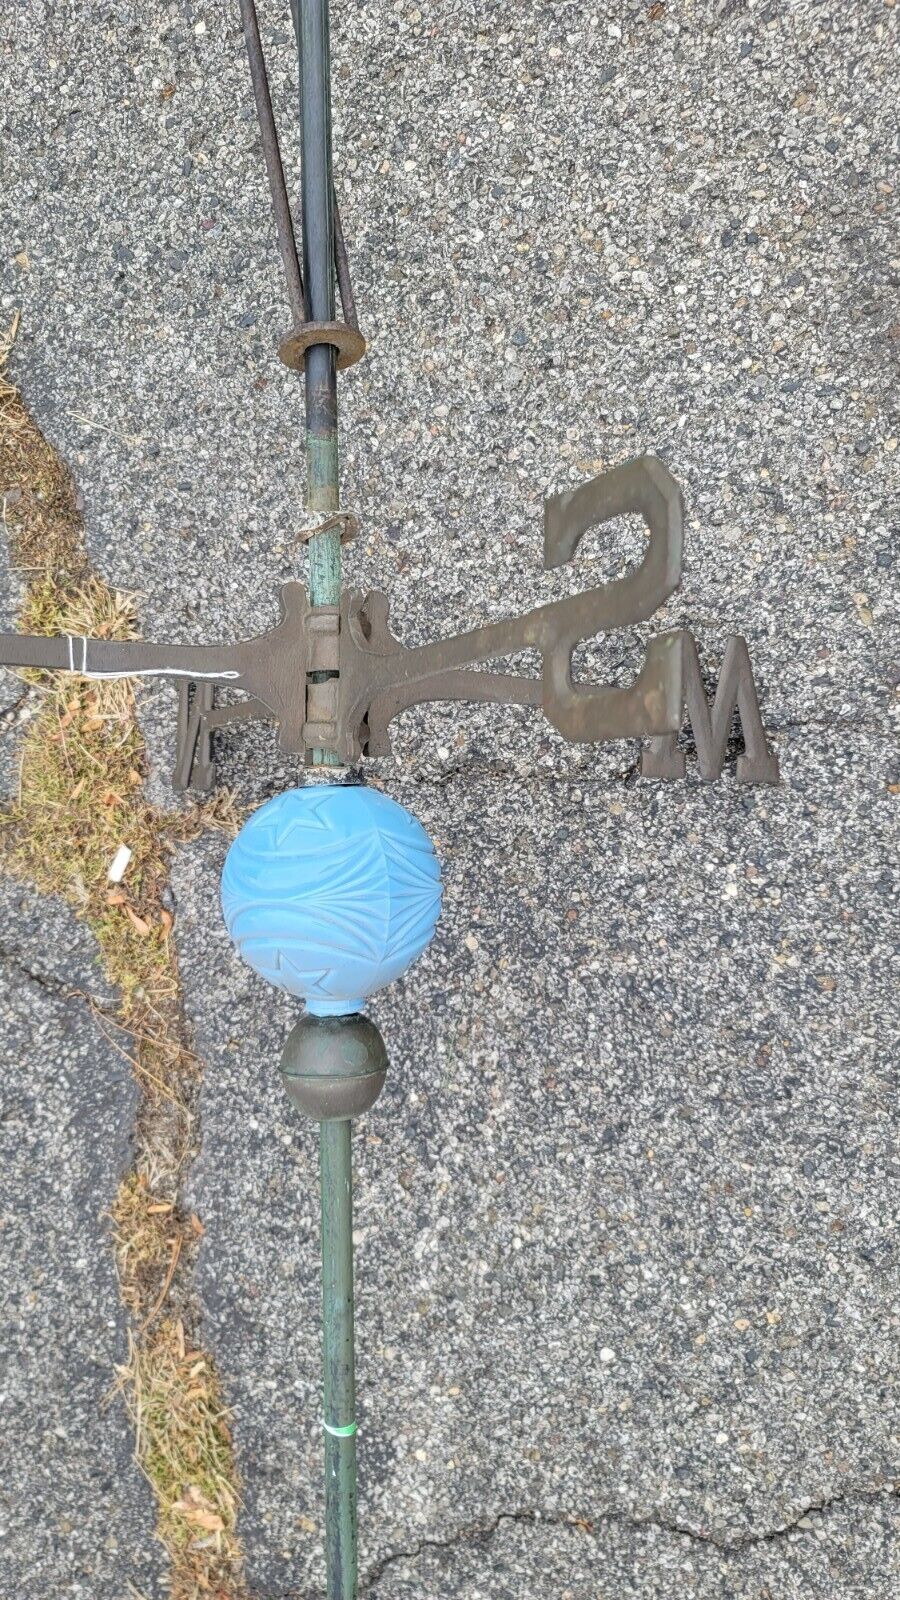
left=335, top=456, right=685, bottom=760
left=0, top=455, right=778, bottom=790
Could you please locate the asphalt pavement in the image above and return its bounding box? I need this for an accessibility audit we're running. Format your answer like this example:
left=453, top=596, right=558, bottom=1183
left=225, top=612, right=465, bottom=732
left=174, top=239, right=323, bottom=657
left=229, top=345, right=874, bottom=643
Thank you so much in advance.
left=1, top=2, right=897, bottom=1596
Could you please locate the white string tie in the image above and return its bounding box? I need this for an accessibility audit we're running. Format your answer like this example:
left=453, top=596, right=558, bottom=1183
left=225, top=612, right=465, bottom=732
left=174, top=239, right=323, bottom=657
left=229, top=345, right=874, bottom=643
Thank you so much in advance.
left=65, top=635, right=240, bottom=683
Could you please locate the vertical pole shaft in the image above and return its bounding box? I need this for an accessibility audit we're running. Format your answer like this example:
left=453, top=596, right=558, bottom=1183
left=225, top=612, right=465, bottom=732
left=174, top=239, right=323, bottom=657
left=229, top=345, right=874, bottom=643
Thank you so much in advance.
left=297, top=6, right=356, bottom=1589
left=297, top=0, right=342, bottom=767
left=319, top=1118, right=357, bottom=1599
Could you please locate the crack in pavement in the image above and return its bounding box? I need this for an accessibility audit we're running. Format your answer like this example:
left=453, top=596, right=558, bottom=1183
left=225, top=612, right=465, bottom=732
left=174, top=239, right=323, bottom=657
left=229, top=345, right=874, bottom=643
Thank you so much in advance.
left=350, top=1479, right=900, bottom=1593
left=0, top=686, right=31, bottom=721
left=0, top=940, right=112, bottom=1010
left=0, top=945, right=167, bottom=1096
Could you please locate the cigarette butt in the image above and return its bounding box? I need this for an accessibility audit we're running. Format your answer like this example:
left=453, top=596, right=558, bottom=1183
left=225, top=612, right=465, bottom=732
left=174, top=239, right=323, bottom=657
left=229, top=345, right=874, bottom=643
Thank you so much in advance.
left=108, top=844, right=133, bottom=883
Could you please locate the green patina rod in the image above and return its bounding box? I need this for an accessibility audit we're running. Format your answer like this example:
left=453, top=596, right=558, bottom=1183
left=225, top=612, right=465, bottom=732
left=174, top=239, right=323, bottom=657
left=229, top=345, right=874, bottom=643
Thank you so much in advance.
left=320, top=1119, right=358, bottom=1600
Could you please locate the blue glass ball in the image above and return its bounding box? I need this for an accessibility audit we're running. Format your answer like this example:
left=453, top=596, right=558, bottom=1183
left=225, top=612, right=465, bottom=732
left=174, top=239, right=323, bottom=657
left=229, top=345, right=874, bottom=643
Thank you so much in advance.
left=221, top=785, right=442, bottom=1015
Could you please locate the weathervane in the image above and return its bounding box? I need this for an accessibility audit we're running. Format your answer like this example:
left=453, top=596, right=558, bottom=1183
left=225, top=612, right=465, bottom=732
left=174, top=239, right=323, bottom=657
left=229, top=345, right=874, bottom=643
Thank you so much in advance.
left=2, top=4, right=778, bottom=1597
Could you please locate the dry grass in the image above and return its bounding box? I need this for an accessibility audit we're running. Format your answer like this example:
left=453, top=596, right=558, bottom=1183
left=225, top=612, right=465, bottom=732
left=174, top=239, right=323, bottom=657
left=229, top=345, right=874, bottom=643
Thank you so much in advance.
left=0, top=319, right=247, bottom=1599
left=112, top=1172, right=187, bottom=1325
left=1, top=312, right=87, bottom=578
left=119, top=1318, right=242, bottom=1600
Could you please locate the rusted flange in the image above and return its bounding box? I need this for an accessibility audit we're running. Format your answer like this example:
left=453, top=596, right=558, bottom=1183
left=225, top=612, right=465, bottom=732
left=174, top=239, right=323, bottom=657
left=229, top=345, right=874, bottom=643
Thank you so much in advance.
left=278, top=319, right=367, bottom=372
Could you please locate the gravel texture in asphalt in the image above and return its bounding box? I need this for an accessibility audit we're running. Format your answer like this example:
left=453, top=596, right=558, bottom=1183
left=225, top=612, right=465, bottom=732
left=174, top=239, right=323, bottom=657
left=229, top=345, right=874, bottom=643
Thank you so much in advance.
left=0, top=886, right=164, bottom=1599
left=1, top=1, right=897, bottom=1597
left=362, top=1494, right=900, bottom=1600
left=176, top=734, right=898, bottom=1596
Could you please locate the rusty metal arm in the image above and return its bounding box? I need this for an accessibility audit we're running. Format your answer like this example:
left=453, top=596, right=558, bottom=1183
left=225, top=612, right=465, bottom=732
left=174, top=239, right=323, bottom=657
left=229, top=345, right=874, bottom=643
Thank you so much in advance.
left=0, top=457, right=777, bottom=789
left=0, top=632, right=246, bottom=682
left=335, top=455, right=685, bottom=760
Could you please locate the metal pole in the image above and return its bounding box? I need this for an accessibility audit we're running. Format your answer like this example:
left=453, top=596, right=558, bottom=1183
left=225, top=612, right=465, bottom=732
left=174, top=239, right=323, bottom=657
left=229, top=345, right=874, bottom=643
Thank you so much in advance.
left=319, top=1118, right=358, bottom=1599
left=296, top=6, right=356, bottom=1591
left=238, top=0, right=306, bottom=325
left=297, top=0, right=342, bottom=693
